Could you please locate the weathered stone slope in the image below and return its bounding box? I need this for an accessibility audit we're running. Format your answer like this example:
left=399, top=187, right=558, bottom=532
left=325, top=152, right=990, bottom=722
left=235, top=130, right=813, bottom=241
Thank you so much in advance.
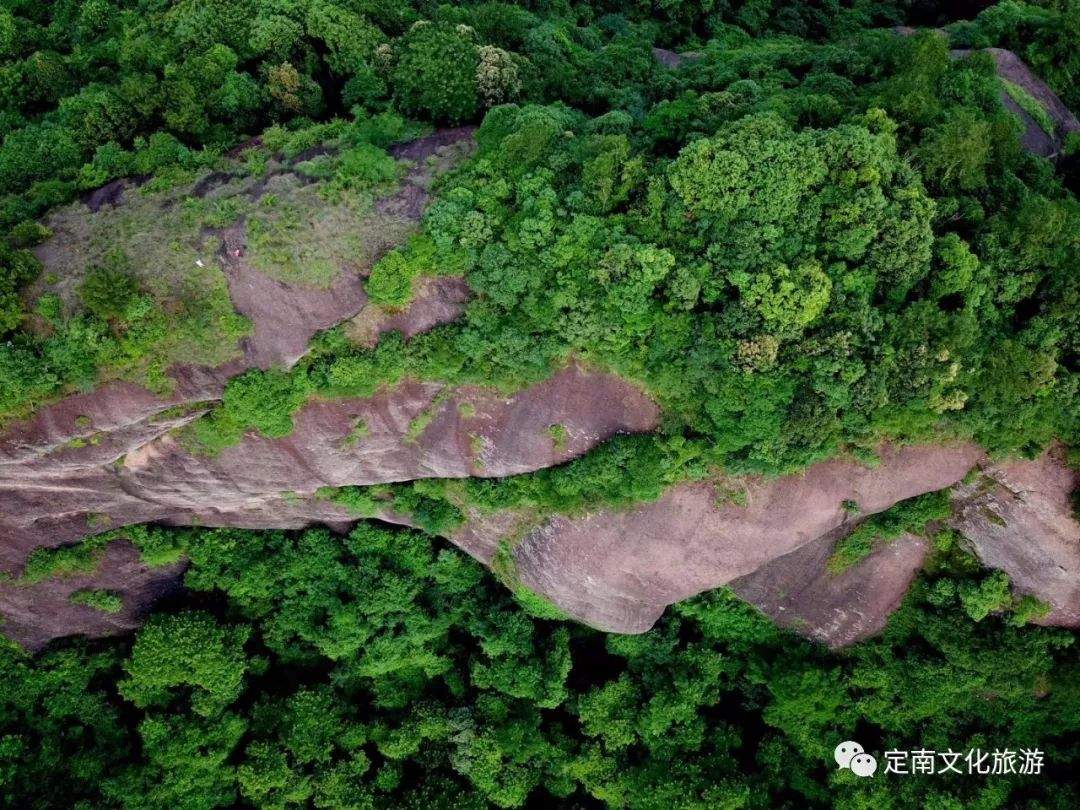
left=950, top=448, right=1080, bottom=627
left=0, top=364, right=660, bottom=566
left=499, top=443, right=985, bottom=633
left=729, top=530, right=929, bottom=648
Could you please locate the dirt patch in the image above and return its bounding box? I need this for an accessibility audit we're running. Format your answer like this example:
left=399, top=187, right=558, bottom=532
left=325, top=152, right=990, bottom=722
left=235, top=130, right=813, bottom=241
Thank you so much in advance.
left=225, top=136, right=263, bottom=159
left=377, top=126, right=476, bottom=220
left=193, top=170, right=236, bottom=198
left=389, top=126, right=476, bottom=162
left=290, top=144, right=336, bottom=164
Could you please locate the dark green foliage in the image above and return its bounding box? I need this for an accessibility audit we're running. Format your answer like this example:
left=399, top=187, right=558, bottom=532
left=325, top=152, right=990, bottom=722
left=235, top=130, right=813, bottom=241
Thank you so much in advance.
left=79, top=254, right=142, bottom=321
left=393, top=23, right=480, bottom=124
left=0, top=4, right=1078, bottom=808
left=2, top=520, right=1078, bottom=809
left=0, top=241, right=39, bottom=334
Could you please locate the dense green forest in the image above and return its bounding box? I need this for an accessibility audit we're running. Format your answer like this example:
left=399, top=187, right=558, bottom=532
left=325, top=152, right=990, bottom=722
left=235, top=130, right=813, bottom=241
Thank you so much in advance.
left=1, top=0, right=1078, bottom=808
left=4, top=522, right=1080, bottom=808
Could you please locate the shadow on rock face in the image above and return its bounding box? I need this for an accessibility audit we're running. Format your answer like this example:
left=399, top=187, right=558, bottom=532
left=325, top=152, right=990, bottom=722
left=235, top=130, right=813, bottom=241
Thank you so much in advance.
left=0, top=541, right=185, bottom=653
left=730, top=530, right=929, bottom=648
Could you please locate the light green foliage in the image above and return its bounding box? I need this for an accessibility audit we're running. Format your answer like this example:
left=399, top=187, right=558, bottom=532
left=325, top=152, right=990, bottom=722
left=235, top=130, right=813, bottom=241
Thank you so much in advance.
left=20, top=535, right=113, bottom=583
left=185, top=369, right=312, bottom=454
left=69, top=589, right=124, bottom=614
left=547, top=423, right=568, bottom=451
left=917, top=106, right=995, bottom=190
left=119, top=612, right=249, bottom=717
left=828, top=490, right=952, bottom=572
left=365, top=238, right=428, bottom=310
left=1002, top=79, right=1055, bottom=136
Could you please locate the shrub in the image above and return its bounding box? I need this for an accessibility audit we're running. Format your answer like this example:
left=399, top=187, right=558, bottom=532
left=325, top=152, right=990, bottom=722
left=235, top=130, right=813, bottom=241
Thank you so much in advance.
left=78, top=252, right=141, bottom=321
left=69, top=589, right=124, bottom=613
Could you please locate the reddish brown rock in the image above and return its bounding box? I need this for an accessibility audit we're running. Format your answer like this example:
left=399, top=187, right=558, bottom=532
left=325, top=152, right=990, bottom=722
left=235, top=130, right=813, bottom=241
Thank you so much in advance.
left=218, top=220, right=371, bottom=370
left=505, top=443, right=984, bottom=633
left=730, top=530, right=929, bottom=648
left=0, top=540, right=185, bottom=652
left=951, top=448, right=1080, bottom=627
left=0, top=364, right=660, bottom=565
left=346, top=276, right=470, bottom=348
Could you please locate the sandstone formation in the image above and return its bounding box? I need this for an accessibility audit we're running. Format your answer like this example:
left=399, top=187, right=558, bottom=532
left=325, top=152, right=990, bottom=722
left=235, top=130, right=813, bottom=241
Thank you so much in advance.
left=501, top=443, right=985, bottom=633
left=950, top=448, right=1080, bottom=627
left=729, top=531, right=929, bottom=648
left=2, top=97, right=1078, bottom=654
left=0, top=540, right=185, bottom=652
left=0, top=364, right=660, bottom=564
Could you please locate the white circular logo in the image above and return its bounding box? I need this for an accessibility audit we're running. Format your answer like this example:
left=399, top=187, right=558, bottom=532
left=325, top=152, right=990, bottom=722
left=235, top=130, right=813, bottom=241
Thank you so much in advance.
left=834, top=741, right=864, bottom=769
left=850, top=753, right=878, bottom=778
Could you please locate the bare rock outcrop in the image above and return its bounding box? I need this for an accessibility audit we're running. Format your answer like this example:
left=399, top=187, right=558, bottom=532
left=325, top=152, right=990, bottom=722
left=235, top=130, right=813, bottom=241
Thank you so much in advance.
left=651, top=47, right=704, bottom=70
left=0, top=540, right=185, bottom=652
left=730, top=530, right=929, bottom=648
left=950, top=448, right=1080, bottom=627
left=889, top=28, right=1079, bottom=159
left=0, top=364, right=660, bottom=564
left=952, top=47, right=1080, bottom=158
left=504, top=443, right=985, bottom=632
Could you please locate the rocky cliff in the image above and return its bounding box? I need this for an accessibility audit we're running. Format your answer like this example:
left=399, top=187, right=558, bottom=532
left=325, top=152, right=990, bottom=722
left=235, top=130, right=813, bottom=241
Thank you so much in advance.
left=1, top=75, right=1078, bottom=653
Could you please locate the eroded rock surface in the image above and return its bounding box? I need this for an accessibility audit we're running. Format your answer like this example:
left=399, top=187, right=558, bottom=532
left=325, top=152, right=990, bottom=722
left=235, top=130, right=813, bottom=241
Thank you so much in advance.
left=951, top=449, right=1080, bottom=627
left=730, top=530, right=929, bottom=648
left=0, top=540, right=184, bottom=652
left=0, top=361, right=659, bottom=552
left=346, top=276, right=470, bottom=348
left=953, top=47, right=1080, bottom=158
left=504, top=443, right=984, bottom=632
left=651, top=47, right=704, bottom=70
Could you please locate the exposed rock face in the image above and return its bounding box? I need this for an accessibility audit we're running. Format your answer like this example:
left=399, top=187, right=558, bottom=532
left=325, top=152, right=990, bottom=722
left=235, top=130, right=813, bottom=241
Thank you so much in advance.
left=0, top=364, right=660, bottom=560
left=2, top=118, right=1078, bottom=654
left=730, top=531, right=929, bottom=648
left=952, top=47, right=1080, bottom=158
left=504, top=443, right=985, bottom=632
left=888, top=29, right=1078, bottom=159
left=951, top=449, right=1080, bottom=627
left=0, top=540, right=185, bottom=652
left=218, top=219, right=370, bottom=370
left=346, top=276, right=471, bottom=348
left=651, top=47, right=704, bottom=70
